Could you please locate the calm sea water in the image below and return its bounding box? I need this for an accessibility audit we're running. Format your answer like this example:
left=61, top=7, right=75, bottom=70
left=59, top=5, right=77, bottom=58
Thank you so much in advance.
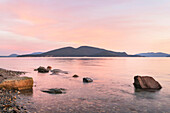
left=0, top=57, right=170, bottom=113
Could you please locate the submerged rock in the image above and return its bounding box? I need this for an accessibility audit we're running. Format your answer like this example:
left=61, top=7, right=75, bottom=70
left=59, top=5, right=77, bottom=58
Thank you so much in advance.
left=83, top=77, right=93, bottom=83
left=73, top=74, right=79, bottom=78
left=0, top=77, right=33, bottom=90
left=133, top=76, right=162, bottom=90
left=51, top=69, right=62, bottom=74
left=37, top=66, right=49, bottom=73
left=51, top=69, right=68, bottom=75
left=41, top=88, right=66, bottom=94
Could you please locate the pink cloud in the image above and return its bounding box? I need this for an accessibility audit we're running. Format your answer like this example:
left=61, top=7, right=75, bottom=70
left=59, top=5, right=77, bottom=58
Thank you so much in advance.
left=0, top=0, right=170, bottom=55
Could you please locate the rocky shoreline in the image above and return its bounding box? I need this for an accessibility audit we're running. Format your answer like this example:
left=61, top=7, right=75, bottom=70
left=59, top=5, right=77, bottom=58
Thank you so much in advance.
left=0, top=68, right=26, bottom=83
left=0, top=68, right=31, bottom=113
left=0, top=89, right=30, bottom=113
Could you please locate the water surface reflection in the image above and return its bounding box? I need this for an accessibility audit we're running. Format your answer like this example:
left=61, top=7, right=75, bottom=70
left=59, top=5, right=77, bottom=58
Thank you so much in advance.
left=0, top=57, right=169, bottom=113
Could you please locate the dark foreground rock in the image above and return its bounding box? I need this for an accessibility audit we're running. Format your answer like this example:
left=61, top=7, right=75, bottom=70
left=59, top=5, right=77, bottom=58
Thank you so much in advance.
left=73, top=74, right=79, bottom=78
left=37, top=66, right=49, bottom=73
left=41, top=88, right=66, bottom=94
left=0, top=77, right=33, bottom=90
left=83, top=77, right=93, bottom=83
left=133, top=76, right=162, bottom=90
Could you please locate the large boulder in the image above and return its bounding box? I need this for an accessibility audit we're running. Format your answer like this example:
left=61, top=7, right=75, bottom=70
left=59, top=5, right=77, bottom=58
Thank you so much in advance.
left=37, top=66, right=49, bottom=73
left=133, top=76, right=162, bottom=90
left=0, top=77, right=33, bottom=90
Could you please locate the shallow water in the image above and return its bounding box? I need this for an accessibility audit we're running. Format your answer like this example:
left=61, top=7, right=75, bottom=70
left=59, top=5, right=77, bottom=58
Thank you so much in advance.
left=0, top=57, right=169, bottom=113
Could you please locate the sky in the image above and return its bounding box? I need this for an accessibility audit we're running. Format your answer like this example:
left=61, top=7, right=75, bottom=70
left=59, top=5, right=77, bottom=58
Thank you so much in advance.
left=0, top=0, right=170, bottom=55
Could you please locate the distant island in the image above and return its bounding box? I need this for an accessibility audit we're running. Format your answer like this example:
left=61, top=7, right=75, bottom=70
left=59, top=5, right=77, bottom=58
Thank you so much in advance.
left=18, top=46, right=133, bottom=57
left=1, top=46, right=170, bottom=57
left=135, top=52, right=170, bottom=57
left=0, top=54, right=19, bottom=57
left=0, top=52, right=43, bottom=57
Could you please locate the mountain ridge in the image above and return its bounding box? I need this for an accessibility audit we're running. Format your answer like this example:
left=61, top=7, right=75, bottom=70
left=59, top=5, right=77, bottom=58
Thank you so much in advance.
left=18, top=46, right=128, bottom=57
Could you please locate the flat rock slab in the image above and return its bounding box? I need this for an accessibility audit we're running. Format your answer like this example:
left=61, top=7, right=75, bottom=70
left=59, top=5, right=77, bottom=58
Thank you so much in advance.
left=41, top=88, right=66, bottom=94
left=133, top=76, right=162, bottom=90
left=0, top=77, right=33, bottom=90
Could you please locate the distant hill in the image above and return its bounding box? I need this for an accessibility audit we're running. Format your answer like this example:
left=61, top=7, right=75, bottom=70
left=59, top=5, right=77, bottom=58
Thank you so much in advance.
left=15, top=52, right=43, bottom=57
left=8, top=54, right=19, bottom=57
left=18, top=46, right=128, bottom=57
left=0, top=52, right=43, bottom=58
left=136, top=52, right=170, bottom=57
left=31, top=52, right=43, bottom=55
left=0, top=54, right=19, bottom=57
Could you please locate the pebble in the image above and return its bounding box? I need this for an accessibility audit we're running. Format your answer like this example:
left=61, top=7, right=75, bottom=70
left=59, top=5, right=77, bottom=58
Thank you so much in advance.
left=17, top=91, right=20, bottom=94
left=0, top=89, right=30, bottom=112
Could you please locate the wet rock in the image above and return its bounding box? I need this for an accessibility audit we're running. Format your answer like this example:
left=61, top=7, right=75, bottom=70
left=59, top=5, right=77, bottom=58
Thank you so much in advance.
left=16, top=105, right=21, bottom=110
left=51, top=69, right=61, bottom=75
left=51, top=69, right=68, bottom=75
left=17, top=91, right=20, bottom=94
left=133, top=76, right=162, bottom=90
left=41, top=88, right=66, bottom=94
left=83, top=77, right=93, bottom=83
left=47, top=66, right=52, bottom=70
left=62, top=71, right=68, bottom=74
left=73, top=74, right=79, bottom=78
left=0, top=77, right=33, bottom=90
left=8, top=107, right=14, bottom=112
left=34, top=69, right=38, bottom=71
left=13, top=109, right=19, bottom=113
left=37, top=66, right=49, bottom=73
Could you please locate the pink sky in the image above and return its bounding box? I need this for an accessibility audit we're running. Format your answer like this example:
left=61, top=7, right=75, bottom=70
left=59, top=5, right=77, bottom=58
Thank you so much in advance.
left=0, top=0, right=170, bottom=55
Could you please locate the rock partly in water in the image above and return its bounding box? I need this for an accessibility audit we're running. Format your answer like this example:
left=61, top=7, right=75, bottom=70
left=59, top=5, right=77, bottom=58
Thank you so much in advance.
left=0, top=77, right=33, bottom=90
left=83, top=77, right=93, bottom=83
left=41, top=88, right=66, bottom=94
left=73, top=74, right=79, bottom=78
left=47, top=66, right=52, bottom=71
left=133, top=76, right=162, bottom=90
left=51, top=69, right=68, bottom=75
left=34, top=69, right=38, bottom=71
left=37, top=66, right=49, bottom=73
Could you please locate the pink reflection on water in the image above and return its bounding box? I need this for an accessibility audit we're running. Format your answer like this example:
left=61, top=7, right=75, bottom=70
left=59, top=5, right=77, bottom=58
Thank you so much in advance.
left=0, top=57, right=169, bottom=112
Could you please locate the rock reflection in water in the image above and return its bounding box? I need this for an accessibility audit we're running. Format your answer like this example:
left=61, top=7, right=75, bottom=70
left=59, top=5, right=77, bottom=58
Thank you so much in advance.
left=0, top=57, right=169, bottom=113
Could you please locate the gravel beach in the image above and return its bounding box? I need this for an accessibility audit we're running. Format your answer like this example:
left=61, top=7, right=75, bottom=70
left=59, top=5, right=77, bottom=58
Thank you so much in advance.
left=0, top=68, right=30, bottom=113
